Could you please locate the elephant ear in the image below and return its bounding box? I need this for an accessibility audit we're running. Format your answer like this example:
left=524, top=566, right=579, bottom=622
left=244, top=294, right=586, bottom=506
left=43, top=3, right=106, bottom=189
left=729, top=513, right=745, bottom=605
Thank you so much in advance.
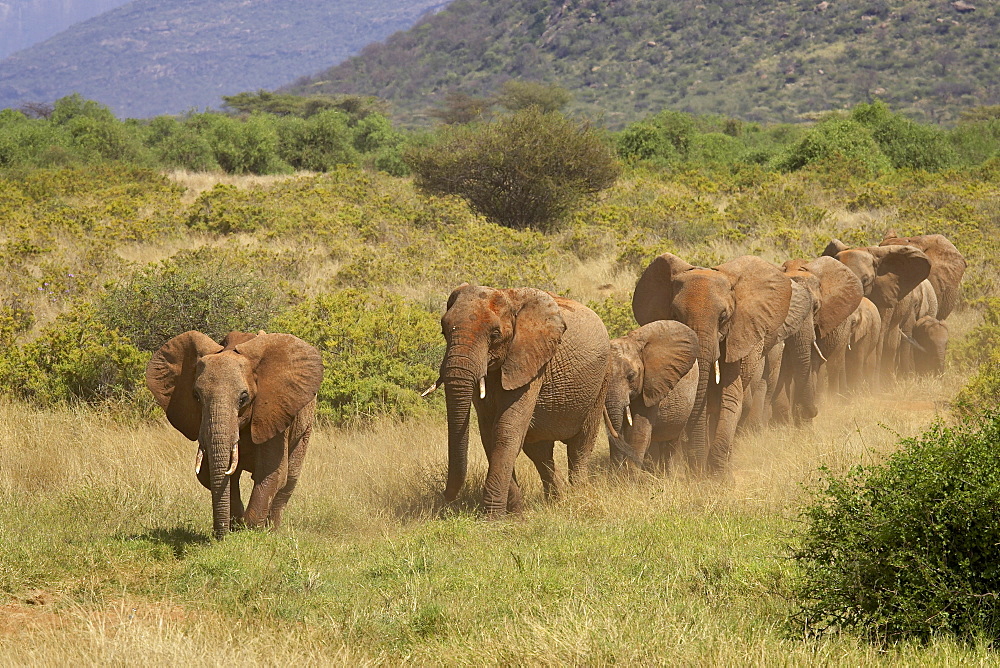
left=716, top=256, right=792, bottom=363
left=146, top=331, right=223, bottom=440
left=869, top=245, right=931, bottom=307
left=220, top=330, right=257, bottom=350
left=501, top=289, right=566, bottom=391
left=804, top=256, right=864, bottom=339
left=634, top=320, right=699, bottom=407
left=632, top=253, right=694, bottom=325
left=235, top=333, right=324, bottom=444
left=822, top=239, right=850, bottom=257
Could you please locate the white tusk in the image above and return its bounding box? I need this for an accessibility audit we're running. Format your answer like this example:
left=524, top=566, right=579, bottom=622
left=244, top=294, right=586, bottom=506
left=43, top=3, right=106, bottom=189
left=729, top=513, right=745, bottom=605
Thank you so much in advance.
left=813, top=340, right=828, bottom=362
left=194, top=447, right=204, bottom=475
left=479, top=376, right=486, bottom=399
left=625, top=404, right=633, bottom=427
left=224, top=442, right=239, bottom=476
left=420, top=382, right=438, bottom=397
left=714, top=360, right=720, bottom=384
left=848, top=343, right=852, bottom=351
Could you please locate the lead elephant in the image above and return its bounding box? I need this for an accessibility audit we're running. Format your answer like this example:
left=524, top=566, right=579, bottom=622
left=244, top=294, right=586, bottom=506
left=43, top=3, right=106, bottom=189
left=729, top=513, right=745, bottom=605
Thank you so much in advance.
left=604, top=320, right=699, bottom=472
left=880, top=232, right=965, bottom=320
left=632, top=254, right=791, bottom=474
left=823, top=240, right=931, bottom=387
left=146, top=331, right=323, bottom=539
left=436, top=284, right=610, bottom=516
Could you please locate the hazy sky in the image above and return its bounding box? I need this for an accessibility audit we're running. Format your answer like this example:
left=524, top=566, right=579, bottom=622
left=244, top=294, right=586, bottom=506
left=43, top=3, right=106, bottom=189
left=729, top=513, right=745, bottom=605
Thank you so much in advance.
left=0, top=0, right=132, bottom=59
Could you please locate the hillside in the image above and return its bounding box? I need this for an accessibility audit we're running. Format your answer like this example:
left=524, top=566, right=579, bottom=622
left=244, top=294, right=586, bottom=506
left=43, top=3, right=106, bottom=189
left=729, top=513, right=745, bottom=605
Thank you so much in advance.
left=0, top=0, right=450, bottom=118
left=283, top=0, right=1000, bottom=127
left=0, top=0, right=131, bottom=59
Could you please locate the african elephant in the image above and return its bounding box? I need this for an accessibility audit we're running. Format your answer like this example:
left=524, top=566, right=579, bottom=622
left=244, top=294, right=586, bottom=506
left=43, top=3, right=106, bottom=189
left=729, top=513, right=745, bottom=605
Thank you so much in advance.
left=912, top=315, right=949, bottom=375
left=632, top=254, right=791, bottom=474
left=436, top=284, right=610, bottom=516
left=768, top=256, right=863, bottom=423
left=895, top=279, right=939, bottom=374
left=604, top=320, right=699, bottom=472
left=880, top=232, right=966, bottom=320
left=844, top=298, right=881, bottom=389
left=823, top=240, right=931, bottom=386
left=146, top=331, right=323, bottom=539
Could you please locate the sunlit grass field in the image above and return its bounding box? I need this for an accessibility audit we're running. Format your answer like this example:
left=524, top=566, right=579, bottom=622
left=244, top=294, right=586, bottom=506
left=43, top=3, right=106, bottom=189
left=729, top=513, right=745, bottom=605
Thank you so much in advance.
left=0, top=349, right=987, bottom=665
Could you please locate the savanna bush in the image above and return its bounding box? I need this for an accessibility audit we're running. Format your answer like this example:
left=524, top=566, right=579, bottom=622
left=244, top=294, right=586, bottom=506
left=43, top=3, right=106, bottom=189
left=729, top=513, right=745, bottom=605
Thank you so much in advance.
left=775, top=117, right=893, bottom=178
left=406, top=107, right=620, bottom=231
left=193, top=113, right=287, bottom=175
left=852, top=101, right=957, bottom=171
left=0, top=303, right=147, bottom=406
left=271, top=289, right=443, bottom=425
left=276, top=109, right=358, bottom=171
left=587, top=296, right=636, bottom=339
left=99, top=247, right=286, bottom=351
left=792, top=413, right=1000, bottom=643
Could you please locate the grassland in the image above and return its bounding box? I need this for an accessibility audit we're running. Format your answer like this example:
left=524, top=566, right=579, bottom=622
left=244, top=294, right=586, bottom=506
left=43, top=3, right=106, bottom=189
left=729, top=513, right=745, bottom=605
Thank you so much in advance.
left=0, top=157, right=998, bottom=663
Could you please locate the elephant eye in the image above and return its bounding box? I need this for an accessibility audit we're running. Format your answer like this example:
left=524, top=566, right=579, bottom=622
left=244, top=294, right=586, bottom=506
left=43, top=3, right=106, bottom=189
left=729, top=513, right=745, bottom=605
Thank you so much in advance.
left=489, top=328, right=502, bottom=341
left=719, top=310, right=729, bottom=325
left=192, top=389, right=200, bottom=403
left=238, top=390, right=250, bottom=407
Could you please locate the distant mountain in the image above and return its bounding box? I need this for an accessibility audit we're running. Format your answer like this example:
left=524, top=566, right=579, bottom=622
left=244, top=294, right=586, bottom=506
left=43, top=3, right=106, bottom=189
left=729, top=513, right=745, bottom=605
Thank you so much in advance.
left=0, top=0, right=132, bottom=59
left=0, top=0, right=450, bottom=118
left=283, top=0, right=1000, bottom=127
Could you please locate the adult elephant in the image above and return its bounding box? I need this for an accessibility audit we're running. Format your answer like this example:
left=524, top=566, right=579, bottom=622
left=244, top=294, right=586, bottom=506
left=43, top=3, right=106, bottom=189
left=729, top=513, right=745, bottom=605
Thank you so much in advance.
left=146, top=331, right=323, bottom=539
left=632, top=254, right=791, bottom=474
left=768, top=257, right=863, bottom=423
left=895, top=279, right=939, bottom=375
left=880, top=232, right=966, bottom=320
left=604, top=320, right=699, bottom=472
left=436, top=284, right=610, bottom=516
left=844, top=298, right=881, bottom=389
left=823, top=240, right=931, bottom=386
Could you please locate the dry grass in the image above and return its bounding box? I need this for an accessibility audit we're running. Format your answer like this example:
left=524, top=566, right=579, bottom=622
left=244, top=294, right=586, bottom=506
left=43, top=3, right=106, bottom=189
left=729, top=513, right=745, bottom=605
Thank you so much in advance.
left=0, top=354, right=985, bottom=664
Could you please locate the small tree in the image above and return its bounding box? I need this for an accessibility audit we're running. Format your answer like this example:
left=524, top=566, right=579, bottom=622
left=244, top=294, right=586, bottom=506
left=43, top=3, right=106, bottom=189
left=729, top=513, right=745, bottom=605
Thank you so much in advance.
left=406, top=107, right=620, bottom=231
left=496, top=80, right=571, bottom=113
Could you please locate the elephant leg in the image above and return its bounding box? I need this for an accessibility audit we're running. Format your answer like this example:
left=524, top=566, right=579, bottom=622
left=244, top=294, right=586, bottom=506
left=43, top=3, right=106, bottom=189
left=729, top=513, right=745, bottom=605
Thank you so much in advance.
left=268, top=427, right=311, bottom=529
left=243, top=435, right=289, bottom=529
left=564, top=395, right=606, bottom=486
left=650, top=439, right=677, bottom=474
left=483, top=382, right=542, bottom=516
left=230, top=472, right=245, bottom=527
left=523, top=440, right=559, bottom=498
left=710, top=361, right=744, bottom=474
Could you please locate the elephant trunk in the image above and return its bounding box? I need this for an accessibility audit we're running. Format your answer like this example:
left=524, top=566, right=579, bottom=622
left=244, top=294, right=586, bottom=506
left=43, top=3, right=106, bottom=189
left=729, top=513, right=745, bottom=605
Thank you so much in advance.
left=441, top=342, right=485, bottom=503
left=202, top=406, right=238, bottom=540
left=687, top=336, right=717, bottom=475
left=793, top=327, right=817, bottom=421
left=604, top=385, right=643, bottom=468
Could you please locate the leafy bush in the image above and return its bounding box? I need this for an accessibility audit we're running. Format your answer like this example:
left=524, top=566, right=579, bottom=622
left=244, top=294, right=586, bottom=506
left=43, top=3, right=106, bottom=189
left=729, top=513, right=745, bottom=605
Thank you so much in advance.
left=145, top=117, right=219, bottom=171
left=271, top=289, right=444, bottom=425
left=99, top=247, right=286, bottom=351
left=0, top=303, right=147, bottom=406
left=587, top=296, right=636, bottom=339
left=406, top=107, right=620, bottom=231
left=193, top=113, right=287, bottom=175
left=276, top=109, right=358, bottom=171
left=791, top=413, right=1000, bottom=642
left=775, top=117, right=893, bottom=178
left=852, top=101, right=956, bottom=171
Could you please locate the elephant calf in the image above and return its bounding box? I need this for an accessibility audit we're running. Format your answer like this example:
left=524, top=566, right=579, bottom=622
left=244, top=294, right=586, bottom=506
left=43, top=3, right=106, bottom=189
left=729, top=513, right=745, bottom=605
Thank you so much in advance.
left=912, top=315, right=949, bottom=374
left=146, top=330, right=323, bottom=539
left=604, top=320, right=699, bottom=472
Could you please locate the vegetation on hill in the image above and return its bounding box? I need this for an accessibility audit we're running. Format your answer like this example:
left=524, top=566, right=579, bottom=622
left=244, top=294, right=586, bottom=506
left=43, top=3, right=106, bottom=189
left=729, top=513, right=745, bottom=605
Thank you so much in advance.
left=0, top=0, right=131, bottom=59
left=285, top=0, right=1000, bottom=127
left=0, top=0, right=447, bottom=117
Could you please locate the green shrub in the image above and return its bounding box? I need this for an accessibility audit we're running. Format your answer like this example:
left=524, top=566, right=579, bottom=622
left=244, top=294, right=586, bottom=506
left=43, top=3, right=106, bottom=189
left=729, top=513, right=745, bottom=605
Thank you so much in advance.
left=271, top=289, right=444, bottom=425
left=146, top=117, right=219, bottom=171
left=65, top=115, right=149, bottom=164
left=0, top=113, right=78, bottom=168
left=776, top=117, right=893, bottom=178
left=852, top=101, right=957, bottom=171
left=791, top=413, right=1000, bottom=642
left=406, top=107, right=620, bottom=231
left=276, top=109, right=358, bottom=171
left=0, top=303, right=147, bottom=406
left=98, top=247, right=286, bottom=351
left=194, top=113, right=287, bottom=175
left=587, top=295, right=636, bottom=339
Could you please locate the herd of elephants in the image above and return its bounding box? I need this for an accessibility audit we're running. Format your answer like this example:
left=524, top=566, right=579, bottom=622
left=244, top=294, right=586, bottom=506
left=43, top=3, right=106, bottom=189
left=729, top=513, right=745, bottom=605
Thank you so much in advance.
left=144, top=232, right=965, bottom=538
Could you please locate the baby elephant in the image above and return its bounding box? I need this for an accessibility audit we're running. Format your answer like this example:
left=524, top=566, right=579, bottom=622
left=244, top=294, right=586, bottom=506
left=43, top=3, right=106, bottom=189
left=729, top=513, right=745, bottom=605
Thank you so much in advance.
left=146, top=330, right=323, bottom=539
left=912, top=315, right=949, bottom=374
left=604, top=320, right=700, bottom=472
